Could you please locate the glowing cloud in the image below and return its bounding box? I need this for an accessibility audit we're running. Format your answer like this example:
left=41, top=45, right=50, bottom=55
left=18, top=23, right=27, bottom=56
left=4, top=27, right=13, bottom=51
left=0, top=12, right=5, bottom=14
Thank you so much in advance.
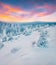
left=0, top=3, right=56, bottom=22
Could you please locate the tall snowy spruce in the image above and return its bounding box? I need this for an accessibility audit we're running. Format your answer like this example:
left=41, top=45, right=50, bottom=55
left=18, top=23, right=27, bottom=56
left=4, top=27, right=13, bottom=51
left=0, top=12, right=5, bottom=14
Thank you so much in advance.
left=37, top=30, right=48, bottom=48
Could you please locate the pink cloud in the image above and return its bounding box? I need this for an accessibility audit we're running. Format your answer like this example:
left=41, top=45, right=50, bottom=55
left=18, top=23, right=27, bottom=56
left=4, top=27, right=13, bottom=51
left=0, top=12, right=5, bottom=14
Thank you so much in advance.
left=0, top=3, right=56, bottom=22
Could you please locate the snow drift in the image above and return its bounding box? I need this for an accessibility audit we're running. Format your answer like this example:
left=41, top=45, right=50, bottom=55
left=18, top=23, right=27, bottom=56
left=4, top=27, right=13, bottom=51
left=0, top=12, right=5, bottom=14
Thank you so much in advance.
left=0, top=22, right=56, bottom=65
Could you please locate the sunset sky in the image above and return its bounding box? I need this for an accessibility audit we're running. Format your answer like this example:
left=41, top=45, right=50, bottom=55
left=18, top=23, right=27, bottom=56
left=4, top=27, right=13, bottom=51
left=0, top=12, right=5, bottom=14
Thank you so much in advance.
left=0, top=0, right=56, bottom=22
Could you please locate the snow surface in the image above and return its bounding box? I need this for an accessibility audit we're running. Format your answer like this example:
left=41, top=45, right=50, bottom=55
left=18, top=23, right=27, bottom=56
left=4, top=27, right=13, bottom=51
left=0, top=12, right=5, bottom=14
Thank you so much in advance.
left=0, top=22, right=56, bottom=65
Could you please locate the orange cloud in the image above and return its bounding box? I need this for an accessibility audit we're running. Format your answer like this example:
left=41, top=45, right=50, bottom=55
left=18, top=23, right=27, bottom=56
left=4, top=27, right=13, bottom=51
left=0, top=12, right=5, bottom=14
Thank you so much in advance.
left=0, top=3, right=30, bottom=15
left=0, top=3, right=56, bottom=22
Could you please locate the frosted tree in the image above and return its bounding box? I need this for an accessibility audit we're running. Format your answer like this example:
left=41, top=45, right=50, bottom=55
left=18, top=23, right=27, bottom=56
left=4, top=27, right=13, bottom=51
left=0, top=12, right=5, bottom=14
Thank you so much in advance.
left=37, top=30, right=48, bottom=48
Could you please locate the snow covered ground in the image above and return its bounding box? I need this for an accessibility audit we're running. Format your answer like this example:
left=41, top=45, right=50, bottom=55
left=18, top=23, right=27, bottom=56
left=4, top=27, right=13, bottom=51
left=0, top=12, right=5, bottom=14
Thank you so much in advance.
left=0, top=22, right=56, bottom=65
